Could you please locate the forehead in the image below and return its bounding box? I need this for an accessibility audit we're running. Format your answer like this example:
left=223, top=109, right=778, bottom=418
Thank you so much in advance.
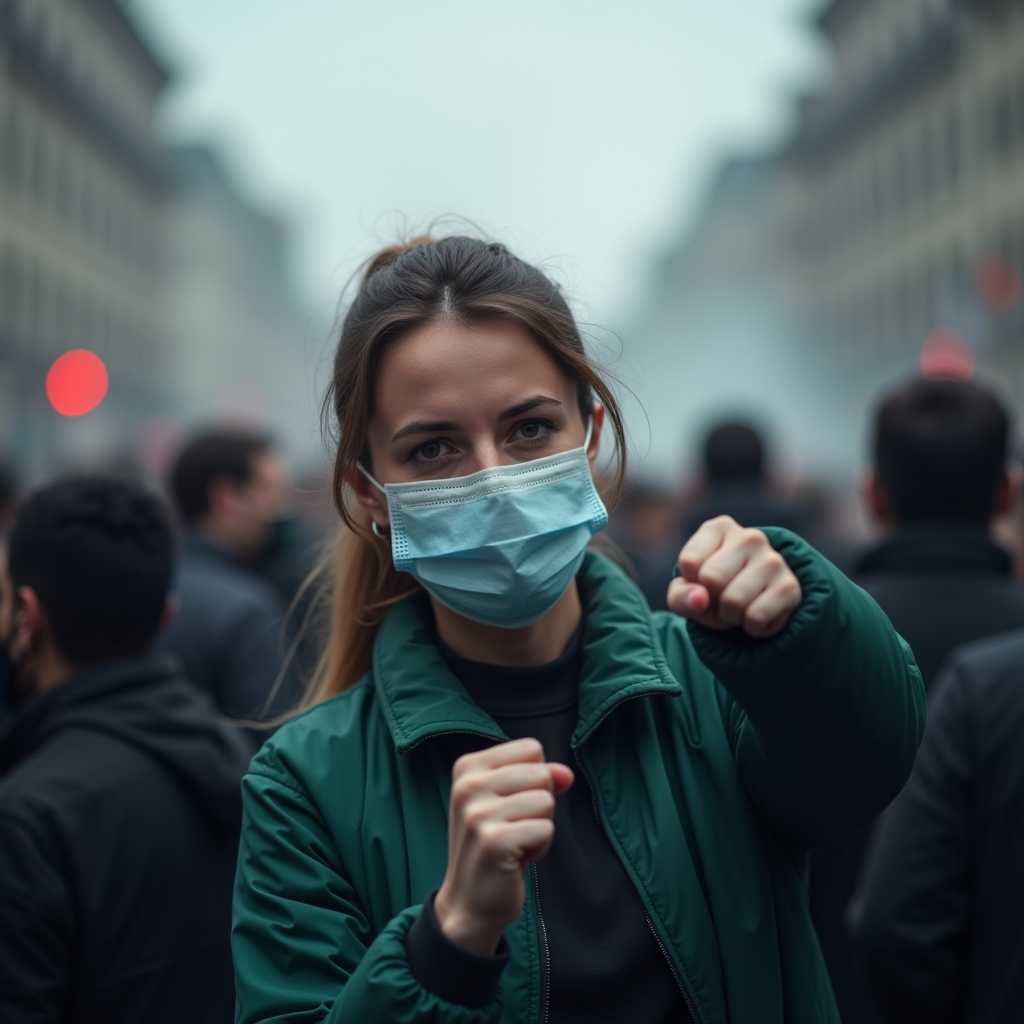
left=373, top=319, right=573, bottom=417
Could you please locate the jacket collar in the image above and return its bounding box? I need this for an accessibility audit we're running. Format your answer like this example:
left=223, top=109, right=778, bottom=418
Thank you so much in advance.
left=855, top=523, right=1012, bottom=578
left=373, top=551, right=681, bottom=754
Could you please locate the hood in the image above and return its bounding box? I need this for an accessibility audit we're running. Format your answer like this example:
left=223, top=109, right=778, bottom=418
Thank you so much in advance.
left=854, top=524, right=1013, bottom=579
left=0, top=653, right=253, bottom=834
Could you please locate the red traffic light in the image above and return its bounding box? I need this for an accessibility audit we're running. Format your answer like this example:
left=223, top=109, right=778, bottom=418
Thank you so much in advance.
left=46, top=350, right=109, bottom=417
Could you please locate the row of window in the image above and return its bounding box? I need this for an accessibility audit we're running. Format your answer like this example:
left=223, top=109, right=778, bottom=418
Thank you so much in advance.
left=825, top=226, right=1024, bottom=353
left=0, top=248, right=156, bottom=377
left=6, top=0, right=155, bottom=141
left=1, top=113, right=159, bottom=274
left=804, top=74, right=1024, bottom=258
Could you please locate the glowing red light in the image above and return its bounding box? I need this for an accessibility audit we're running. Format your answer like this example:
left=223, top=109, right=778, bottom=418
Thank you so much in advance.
left=920, top=329, right=974, bottom=381
left=46, top=350, right=109, bottom=417
left=974, top=255, right=1020, bottom=312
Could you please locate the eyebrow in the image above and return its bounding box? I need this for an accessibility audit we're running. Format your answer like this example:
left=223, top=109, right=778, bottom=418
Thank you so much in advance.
left=391, top=395, right=562, bottom=443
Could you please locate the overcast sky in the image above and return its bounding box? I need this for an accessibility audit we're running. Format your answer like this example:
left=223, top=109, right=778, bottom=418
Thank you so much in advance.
left=132, top=0, right=825, bottom=328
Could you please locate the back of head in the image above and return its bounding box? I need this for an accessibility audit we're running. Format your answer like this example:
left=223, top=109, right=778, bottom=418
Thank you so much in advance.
left=170, top=431, right=271, bottom=524
left=8, top=474, right=175, bottom=667
left=873, top=377, right=1010, bottom=526
left=704, top=422, right=765, bottom=486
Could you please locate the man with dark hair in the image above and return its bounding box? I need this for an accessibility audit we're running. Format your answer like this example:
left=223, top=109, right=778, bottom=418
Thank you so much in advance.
left=0, top=474, right=250, bottom=1024
left=810, top=376, right=1024, bottom=1024
left=682, top=419, right=805, bottom=541
left=160, top=430, right=297, bottom=720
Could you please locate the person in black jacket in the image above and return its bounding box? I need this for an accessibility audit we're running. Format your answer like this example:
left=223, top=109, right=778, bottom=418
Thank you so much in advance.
left=159, top=431, right=299, bottom=720
left=809, top=375, right=1024, bottom=1023
left=0, top=474, right=252, bottom=1024
left=849, top=629, right=1024, bottom=1023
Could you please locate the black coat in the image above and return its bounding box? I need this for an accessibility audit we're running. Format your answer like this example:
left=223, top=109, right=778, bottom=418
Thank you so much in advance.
left=809, top=525, right=1024, bottom=1024
left=159, top=532, right=297, bottom=719
left=0, top=654, right=253, bottom=1024
left=850, top=629, right=1024, bottom=1023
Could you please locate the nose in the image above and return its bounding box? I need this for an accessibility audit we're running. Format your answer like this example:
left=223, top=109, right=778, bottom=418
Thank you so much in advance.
left=465, top=435, right=511, bottom=474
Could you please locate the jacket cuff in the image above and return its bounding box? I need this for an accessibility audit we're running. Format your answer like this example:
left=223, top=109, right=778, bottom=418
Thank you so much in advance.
left=405, top=890, right=510, bottom=1009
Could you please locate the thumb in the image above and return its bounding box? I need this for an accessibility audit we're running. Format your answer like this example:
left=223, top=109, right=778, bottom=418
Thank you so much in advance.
left=549, top=763, right=575, bottom=795
left=667, top=579, right=711, bottom=618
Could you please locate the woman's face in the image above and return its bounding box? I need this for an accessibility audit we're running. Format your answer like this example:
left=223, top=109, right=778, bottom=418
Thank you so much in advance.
left=353, top=317, right=602, bottom=529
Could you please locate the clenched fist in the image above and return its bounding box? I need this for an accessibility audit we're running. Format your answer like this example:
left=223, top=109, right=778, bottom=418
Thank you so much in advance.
left=435, top=738, right=574, bottom=955
left=667, top=516, right=802, bottom=638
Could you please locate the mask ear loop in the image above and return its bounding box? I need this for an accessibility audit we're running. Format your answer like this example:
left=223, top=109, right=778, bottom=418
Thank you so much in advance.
left=583, top=415, right=594, bottom=451
left=356, top=463, right=390, bottom=541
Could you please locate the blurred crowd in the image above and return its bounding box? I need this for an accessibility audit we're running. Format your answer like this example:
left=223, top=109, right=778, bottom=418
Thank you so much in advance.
left=1, top=370, right=1024, bottom=1022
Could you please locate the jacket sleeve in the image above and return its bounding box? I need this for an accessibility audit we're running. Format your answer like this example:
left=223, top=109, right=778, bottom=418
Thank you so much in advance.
left=847, top=660, right=975, bottom=1024
left=0, top=814, right=73, bottom=1023
left=687, top=528, right=926, bottom=848
left=233, top=763, right=503, bottom=1024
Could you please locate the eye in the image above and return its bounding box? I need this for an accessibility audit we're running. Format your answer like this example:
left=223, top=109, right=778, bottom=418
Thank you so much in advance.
left=511, top=419, right=554, bottom=444
left=412, top=439, right=455, bottom=463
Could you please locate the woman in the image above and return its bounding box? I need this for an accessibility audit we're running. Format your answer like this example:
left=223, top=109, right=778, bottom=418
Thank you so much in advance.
left=232, top=236, right=924, bottom=1024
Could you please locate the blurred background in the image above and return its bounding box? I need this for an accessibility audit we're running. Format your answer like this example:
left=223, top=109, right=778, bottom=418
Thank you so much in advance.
left=1, top=0, right=1023, bottom=554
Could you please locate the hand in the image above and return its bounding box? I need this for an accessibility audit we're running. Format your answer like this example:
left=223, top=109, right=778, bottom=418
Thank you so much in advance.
left=434, top=738, right=574, bottom=955
left=667, top=516, right=802, bottom=638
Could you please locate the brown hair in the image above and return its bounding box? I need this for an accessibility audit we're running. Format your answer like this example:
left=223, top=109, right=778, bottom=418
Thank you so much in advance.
left=300, top=235, right=628, bottom=706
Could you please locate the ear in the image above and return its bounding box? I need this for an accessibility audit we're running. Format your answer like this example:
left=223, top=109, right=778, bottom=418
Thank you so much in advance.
left=994, top=462, right=1023, bottom=517
left=586, top=402, right=605, bottom=474
left=159, top=594, right=179, bottom=634
left=861, top=469, right=896, bottom=531
left=345, top=464, right=391, bottom=531
left=207, top=474, right=242, bottom=520
left=11, top=585, right=48, bottom=660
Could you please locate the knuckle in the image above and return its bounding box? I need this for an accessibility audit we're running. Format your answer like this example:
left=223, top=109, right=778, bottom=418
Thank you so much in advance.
left=741, top=528, right=767, bottom=550
left=537, top=790, right=556, bottom=816
left=451, top=774, right=482, bottom=807
left=464, top=804, right=490, bottom=834
left=763, top=551, right=785, bottom=573
left=477, top=823, right=505, bottom=858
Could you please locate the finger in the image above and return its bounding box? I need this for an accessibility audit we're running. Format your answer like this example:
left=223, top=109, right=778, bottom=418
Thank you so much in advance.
left=453, top=738, right=545, bottom=779
left=490, top=788, right=557, bottom=823
left=468, top=762, right=556, bottom=798
left=479, top=819, right=555, bottom=868
left=696, top=530, right=765, bottom=599
left=549, top=763, right=574, bottom=795
left=714, top=561, right=775, bottom=627
left=676, top=516, right=735, bottom=582
left=741, top=575, right=802, bottom=637
left=666, top=578, right=711, bottom=617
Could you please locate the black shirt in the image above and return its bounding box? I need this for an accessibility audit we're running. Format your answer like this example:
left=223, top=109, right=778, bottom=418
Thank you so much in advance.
left=406, top=624, right=687, bottom=1022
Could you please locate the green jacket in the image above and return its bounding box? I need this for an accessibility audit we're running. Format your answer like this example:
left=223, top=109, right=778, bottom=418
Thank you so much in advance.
left=233, top=530, right=924, bottom=1024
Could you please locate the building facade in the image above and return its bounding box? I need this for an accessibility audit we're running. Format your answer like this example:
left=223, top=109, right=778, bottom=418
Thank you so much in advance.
left=161, top=145, right=316, bottom=466
left=0, top=0, right=168, bottom=474
left=785, top=0, right=1024, bottom=395
left=627, top=0, right=1024, bottom=483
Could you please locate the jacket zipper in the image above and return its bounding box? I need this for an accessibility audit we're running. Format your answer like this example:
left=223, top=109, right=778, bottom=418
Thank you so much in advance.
left=531, top=866, right=551, bottom=1024
left=645, top=914, right=699, bottom=1024
left=573, top=709, right=700, bottom=1024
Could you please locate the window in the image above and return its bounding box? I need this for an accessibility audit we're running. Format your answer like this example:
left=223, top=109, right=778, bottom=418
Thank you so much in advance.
left=1, top=250, right=21, bottom=348
left=994, top=87, right=1014, bottom=158
left=2, top=115, right=21, bottom=191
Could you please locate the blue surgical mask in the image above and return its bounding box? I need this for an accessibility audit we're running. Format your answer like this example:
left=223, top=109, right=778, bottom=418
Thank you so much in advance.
left=360, top=422, right=608, bottom=628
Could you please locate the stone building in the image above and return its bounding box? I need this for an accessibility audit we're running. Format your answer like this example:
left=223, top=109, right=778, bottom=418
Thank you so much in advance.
left=626, top=0, right=1024, bottom=483
left=161, top=145, right=316, bottom=466
left=0, top=0, right=168, bottom=473
left=785, top=0, right=1024, bottom=400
